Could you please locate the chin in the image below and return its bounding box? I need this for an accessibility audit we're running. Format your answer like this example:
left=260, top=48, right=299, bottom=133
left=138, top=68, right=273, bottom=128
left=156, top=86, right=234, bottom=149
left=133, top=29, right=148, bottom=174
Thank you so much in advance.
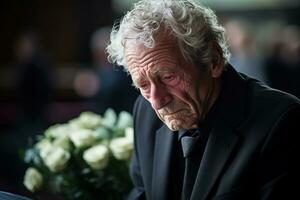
left=165, top=119, right=196, bottom=131
left=166, top=123, right=180, bottom=131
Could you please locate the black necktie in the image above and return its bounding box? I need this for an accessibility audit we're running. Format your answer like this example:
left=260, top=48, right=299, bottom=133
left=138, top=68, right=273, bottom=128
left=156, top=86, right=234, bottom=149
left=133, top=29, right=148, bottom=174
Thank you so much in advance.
left=181, top=131, right=201, bottom=200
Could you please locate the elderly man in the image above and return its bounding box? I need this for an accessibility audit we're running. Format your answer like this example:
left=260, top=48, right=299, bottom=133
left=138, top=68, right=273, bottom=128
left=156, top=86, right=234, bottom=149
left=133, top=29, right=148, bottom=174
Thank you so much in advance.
left=107, top=0, right=299, bottom=199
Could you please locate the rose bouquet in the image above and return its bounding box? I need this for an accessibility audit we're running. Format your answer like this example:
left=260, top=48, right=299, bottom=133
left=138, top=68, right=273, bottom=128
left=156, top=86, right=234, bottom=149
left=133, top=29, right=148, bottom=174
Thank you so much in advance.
left=22, top=108, right=134, bottom=200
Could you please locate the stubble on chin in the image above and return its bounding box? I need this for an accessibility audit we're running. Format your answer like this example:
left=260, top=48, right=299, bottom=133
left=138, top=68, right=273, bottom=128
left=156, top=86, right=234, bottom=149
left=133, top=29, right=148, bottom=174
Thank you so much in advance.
left=155, top=109, right=198, bottom=131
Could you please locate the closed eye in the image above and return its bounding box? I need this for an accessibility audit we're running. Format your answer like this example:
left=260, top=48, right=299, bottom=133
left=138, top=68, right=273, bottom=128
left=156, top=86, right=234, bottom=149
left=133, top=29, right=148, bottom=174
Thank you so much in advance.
left=140, top=83, right=148, bottom=89
left=161, top=73, right=178, bottom=84
left=138, top=81, right=150, bottom=90
left=162, top=75, right=175, bottom=81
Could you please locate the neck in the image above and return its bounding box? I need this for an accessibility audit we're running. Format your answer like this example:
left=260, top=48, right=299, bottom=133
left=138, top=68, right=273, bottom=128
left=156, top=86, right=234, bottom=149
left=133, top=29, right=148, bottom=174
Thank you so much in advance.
left=200, top=78, right=221, bottom=122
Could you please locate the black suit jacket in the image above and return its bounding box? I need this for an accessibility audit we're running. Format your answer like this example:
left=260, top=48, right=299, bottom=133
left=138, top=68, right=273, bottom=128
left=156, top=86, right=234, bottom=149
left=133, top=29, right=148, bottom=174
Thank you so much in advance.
left=127, top=65, right=299, bottom=200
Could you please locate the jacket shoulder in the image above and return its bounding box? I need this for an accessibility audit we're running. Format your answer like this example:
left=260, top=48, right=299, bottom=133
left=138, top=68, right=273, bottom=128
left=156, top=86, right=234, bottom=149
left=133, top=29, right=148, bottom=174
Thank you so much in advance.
left=133, top=95, right=163, bottom=140
left=240, top=79, right=300, bottom=136
left=248, top=80, right=300, bottom=115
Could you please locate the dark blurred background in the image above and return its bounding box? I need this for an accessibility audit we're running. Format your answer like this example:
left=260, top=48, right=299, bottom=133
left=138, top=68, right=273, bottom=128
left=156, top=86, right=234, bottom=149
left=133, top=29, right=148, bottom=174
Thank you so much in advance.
left=0, top=0, right=299, bottom=198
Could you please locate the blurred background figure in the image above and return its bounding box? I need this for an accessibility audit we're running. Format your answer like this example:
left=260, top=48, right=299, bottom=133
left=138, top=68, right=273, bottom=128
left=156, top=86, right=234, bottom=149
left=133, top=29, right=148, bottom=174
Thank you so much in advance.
left=225, top=19, right=269, bottom=84
left=14, top=31, right=53, bottom=127
left=74, top=26, right=138, bottom=114
left=0, top=31, right=53, bottom=198
left=264, top=25, right=300, bottom=98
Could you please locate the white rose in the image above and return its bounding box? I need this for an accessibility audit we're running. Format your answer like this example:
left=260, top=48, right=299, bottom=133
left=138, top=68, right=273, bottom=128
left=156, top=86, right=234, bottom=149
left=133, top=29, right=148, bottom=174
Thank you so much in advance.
left=79, top=112, right=102, bottom=129
left=69, top=129, right=96, bottom=148
left=35, top=139, right=53, bottom=160
left=45, top=124, right=70, bottom=139
left=68, top=118, right=81, bottom=130
left=109, top=137, right=133, bottom=161
left=125, top=127, right=134, bottom=142
left=35, top=139, right=52, bottom=151
left=23, top=167, right=43, bottom=192
left=53, top=135, right=71, bottom=151
left=42, top=146, right=70, bottom=172
left=69, top=112, right=102, bottom=129
left=83, top=144, right=109, bottom=170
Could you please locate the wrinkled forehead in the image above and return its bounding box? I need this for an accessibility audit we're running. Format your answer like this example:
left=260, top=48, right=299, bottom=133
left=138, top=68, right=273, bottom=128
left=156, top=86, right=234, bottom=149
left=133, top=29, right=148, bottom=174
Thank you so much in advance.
left=124, top=40, right=148, bottom=56
left=124, top=35, right=179, bottom=68
left=125, top=41, right=179, bottom=73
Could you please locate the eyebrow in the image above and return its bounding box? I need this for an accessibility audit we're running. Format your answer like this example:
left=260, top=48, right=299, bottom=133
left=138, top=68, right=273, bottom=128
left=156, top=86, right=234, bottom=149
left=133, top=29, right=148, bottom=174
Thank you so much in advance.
left=152, top=65, right=179, bottom=75
left=131, top=65, right=179, bottom=88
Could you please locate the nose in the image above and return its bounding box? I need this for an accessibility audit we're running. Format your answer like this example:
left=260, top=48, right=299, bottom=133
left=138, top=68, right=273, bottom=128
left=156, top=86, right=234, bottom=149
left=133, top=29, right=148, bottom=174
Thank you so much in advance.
left=149, top=82, right=171, bottom=110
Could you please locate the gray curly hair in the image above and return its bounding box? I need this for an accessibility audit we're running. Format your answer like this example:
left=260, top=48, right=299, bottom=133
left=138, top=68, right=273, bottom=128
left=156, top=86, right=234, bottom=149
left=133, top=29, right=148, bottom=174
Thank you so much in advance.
left=106, top=0, right=230, bottom=70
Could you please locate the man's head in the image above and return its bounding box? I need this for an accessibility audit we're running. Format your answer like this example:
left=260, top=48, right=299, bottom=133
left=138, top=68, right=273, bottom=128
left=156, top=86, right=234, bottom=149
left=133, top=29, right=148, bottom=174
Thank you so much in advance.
left=106, top=0, right=230, bottom=131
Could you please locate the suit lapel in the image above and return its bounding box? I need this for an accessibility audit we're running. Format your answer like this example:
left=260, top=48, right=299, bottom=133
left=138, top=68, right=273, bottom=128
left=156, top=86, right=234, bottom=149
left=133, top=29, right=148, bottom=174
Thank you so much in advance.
left=152, top=125, right=176, bottom=199
left=191, top=120, right=240, bottom=200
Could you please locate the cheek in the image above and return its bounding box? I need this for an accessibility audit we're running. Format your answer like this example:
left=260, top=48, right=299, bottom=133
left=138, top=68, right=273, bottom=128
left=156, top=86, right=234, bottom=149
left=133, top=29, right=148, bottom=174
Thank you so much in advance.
left=176, top=77, right=195, bottom=99
left=168, top=85, right=191, bottom=104
left=168, top=79, right=200, bottom=110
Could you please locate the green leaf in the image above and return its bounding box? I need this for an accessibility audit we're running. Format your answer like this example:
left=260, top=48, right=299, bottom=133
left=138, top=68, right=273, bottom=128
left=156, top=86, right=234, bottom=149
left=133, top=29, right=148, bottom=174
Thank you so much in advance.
left=103, top=108, right=117, bottom=128
left=94, top=127, right=110, bottom=140
left=24, top=149, right=35, bottom=164
left=81, top=168, right=92, bottom=175
left=116, top=111, right=133, bottom=130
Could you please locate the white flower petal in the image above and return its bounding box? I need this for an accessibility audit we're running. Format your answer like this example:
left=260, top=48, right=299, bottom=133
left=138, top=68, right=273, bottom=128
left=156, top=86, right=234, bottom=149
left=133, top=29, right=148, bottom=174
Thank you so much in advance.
left=83, top=144, right=109, bottom=170
left=23, top=167, right=43, bottom=192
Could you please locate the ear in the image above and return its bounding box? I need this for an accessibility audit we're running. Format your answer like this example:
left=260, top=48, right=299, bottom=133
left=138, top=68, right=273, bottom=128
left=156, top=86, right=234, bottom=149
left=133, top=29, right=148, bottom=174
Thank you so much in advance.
left=211, top=63, right=223, bottom=78
left=210, top=43, right=224, bottom=78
